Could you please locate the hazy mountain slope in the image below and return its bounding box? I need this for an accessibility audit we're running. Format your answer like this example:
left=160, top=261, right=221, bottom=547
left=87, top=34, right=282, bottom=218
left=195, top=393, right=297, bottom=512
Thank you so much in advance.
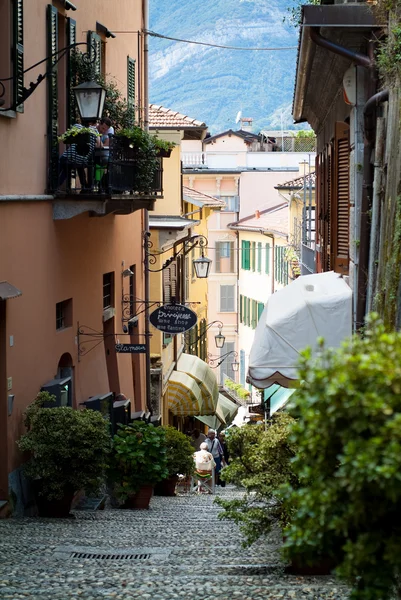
left=149, top=0, right=300, bottom=133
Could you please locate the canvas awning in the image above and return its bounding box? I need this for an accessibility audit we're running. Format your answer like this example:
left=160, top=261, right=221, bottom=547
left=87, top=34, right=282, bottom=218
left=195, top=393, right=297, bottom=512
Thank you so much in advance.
left=195, top=394, right=238, bottom=431
left=166, top=371, right=203, bottom=416
left=248, top=271, right=352, bottom=389
left=0, top=281, right=22, bottom=300
left=269, top=387, right=297, bottom=417
left=177, top=353, right=219, bottom=415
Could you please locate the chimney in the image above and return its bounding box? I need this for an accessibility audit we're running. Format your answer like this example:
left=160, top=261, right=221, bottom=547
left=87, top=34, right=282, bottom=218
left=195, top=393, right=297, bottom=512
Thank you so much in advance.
left=299, top=160, right=310, bottom=175
left=255, top=210, right=260, bottom=219
left=240, top=117, right=253, bottom=132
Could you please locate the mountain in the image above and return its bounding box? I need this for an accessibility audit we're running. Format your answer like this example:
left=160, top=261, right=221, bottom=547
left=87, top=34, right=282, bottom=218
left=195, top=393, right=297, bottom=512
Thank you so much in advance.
left=149, top=0, right=302, bottom=134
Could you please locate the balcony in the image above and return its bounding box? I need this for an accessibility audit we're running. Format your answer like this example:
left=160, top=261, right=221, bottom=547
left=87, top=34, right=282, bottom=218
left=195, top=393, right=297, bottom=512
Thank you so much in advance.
left=52, top=136, right=163, bottom=220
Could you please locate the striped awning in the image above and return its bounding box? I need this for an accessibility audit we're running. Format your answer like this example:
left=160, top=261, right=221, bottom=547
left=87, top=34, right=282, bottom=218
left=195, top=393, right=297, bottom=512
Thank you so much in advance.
left=195, top=394, right=238, bottom=431
left=167, top=371, right=203, bottom=416
left=177, top=353, right=219, bottom=415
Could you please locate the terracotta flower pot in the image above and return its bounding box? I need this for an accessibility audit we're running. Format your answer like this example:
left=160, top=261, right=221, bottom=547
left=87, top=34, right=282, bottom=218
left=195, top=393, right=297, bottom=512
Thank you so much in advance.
left=154, top=475, right=179, bottom=497
left=123, top=484, right=154, bottom=509
left=33, top=481, right=75, bottom=518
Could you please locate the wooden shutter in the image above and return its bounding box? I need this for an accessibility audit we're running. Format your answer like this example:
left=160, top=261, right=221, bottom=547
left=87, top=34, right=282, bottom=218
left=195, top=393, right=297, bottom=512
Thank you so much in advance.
left=47, top=4, right=58, bottom=191
left=251, top=242, right=256, bottom=271
left=14, top=0, right=24, bottom=112
left=87, top=31, right=102, bottom=76
left=239, top=294, right=243, bottom=323
left=127, top=57, right=136, bottom=117
left=332, top=122, right=350, bottom=275
left=229, top=241, right=235, bottom=272
left=199, top=319, right=207, bottom=361
left=257, top=242, right=262, bottom=272
left=66, top=17, right=76, bottom=127
left=163, top=267, right=171, bottom=304
left=170, top=261, right=178, bottom=302
left=215, top=242, right=221, bottom=273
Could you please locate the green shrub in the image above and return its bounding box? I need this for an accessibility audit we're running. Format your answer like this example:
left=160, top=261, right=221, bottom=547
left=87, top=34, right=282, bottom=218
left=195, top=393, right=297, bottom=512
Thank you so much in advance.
left=215, top=413, right=297, bottom=546
left=162, top=426, right=194, bottom=478
left=110, top=421, right=168, bottom=501
left=283, top=315, right=401, bottom=600
left=17, top=392, right=111, bottom=501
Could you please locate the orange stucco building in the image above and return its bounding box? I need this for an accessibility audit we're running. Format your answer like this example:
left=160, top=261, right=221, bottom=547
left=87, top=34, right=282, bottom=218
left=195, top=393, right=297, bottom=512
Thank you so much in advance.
left=0, top=0, right=155, bottom=510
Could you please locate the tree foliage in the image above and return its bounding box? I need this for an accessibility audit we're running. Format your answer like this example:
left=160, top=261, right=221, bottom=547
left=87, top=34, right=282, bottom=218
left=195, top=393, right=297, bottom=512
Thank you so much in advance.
left=18, top=393, right=111, bottom=500
left=162, top=426, right=195, bottom=477
left=283, top=316, right=401, bottom=600
left=215, top=413, right=298, bottom=546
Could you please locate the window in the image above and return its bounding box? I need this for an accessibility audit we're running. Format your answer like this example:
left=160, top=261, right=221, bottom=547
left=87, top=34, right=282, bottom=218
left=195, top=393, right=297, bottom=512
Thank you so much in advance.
left=163, top=261, right=178, bottom=304
left=215, top=241, right=235, bottom=273
left=241, top=241, right=250, bottom=270
left=56, top=299, right=72, bottom=330
left=0, top=0, right=24, bottom=113
left=221, top=196, right=239, bottom=212
left=220, top=285, right=235, bottom=312
left=103, top=272, right=114, bottom=310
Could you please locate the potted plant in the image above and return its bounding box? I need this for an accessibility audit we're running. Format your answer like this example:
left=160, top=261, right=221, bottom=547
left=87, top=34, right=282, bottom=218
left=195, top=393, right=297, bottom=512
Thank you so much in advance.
left=109, top=421, right=168, bottom=509
left=152, top=137, right=176, bottom=158
left=17, top=392, right=111, bottom=517
left=58, top=125, right=100, bottom=157
left=282, top=316, right=401, bottom=597
left=154, top=426, right=195, bottom=496
left=109, top=127, right=160, bottom=193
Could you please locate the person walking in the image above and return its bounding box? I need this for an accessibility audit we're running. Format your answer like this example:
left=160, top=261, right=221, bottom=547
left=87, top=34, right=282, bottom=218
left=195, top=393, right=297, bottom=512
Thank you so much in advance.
left=218, top=432, right=229, bottom=488
left=205, top=430, right=224, bottom=485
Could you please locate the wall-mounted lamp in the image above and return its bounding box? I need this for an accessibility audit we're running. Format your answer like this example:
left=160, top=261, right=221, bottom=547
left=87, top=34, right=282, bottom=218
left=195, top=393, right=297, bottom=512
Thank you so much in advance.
left=143, top=232, right=212, bottom=278
left=185, top=320, right=225, bottom=351
left=122, top=268, right=135, bottom=278
left=207, top=350, right=239, bottom=371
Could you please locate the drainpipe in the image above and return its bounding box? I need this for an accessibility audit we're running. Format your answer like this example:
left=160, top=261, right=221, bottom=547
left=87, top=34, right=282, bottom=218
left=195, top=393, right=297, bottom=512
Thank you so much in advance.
left=356, top=88, right=388, bottom=326
left=366, top=116, right=386, bottom=313
left=143, top=0, right=152, bottom=413
left=310, top=28, right=372, bottom=69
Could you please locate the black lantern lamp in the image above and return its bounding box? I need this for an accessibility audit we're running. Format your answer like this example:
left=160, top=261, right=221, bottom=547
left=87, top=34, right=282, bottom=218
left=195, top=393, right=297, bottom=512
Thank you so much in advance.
left=193, top=253, right=212, bottom=279
left=232, top=359, right=240, bottom=372
left=73, top=81, right=106, bottom=122
left=214, top=329, right=225, bottom=349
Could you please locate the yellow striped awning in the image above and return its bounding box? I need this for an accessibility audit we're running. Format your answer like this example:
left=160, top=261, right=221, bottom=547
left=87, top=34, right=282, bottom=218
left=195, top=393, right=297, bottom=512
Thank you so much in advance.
left=167, top=371, right=203, bottom=416
left=177, top=353, right=219, bottom=415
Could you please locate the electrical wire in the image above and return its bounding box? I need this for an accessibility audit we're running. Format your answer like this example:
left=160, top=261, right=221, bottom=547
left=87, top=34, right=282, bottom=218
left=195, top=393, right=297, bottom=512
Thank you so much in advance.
left=112, top=29, right=297, bottom=51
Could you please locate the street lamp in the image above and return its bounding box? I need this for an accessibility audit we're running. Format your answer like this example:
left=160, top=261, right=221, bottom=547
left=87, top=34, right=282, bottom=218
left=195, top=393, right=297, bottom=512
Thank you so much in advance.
left=207, top=351, right=239, bottom=370
left=73, top=81, right=106, bottom=122
left=143, top=232, right=212, bottom=278
left=184, top=320, right=225, bottom=351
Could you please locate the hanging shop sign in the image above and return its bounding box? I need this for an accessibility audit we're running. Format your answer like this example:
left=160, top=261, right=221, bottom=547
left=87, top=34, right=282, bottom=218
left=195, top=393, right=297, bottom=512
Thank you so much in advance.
left=149, top=303, right=197, bottom=334
left=115, top=343, right=147, bottom=353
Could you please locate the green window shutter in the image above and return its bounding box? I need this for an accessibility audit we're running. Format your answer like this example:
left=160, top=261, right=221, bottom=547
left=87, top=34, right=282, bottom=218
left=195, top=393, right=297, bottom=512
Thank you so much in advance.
left=243, top=295, right=247, bottom=325
left=215, top=242, right=221, bottom=273
left=247, top=298, right=251, bottom=327
left=199, top=319, right=207, bottom=361
left=257, top=242, right=262, bottom=272
left=239, top=294, right=243, bottom=323
left=251, top=242, right=256, bottom=271
left=127, top=57, right=136, bottom=107
left=257, top=302, right=264, bottom=321
left=87, top=31, right=102, bottom=76
left=14, top=0, right=24, bottom=112
left=244, top=241, right=250, bottom=270
left=47, top=4, right=58, bottom=191
left=251, top=300, right=257, bottom=329
left=265, top=243, right=270, bottom=274
left=274, top=246, right=278, bottom=282
left=66, top=17, right=77, bottom=127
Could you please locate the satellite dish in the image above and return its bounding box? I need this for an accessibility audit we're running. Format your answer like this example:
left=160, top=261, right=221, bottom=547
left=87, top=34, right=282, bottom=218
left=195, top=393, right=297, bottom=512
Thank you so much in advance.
left=235, top=111, right=242, bottom=124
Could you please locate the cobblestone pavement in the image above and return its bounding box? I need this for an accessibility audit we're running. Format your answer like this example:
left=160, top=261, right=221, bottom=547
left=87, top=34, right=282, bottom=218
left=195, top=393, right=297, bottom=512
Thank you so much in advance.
left=0, top=486, right=349, bottom=600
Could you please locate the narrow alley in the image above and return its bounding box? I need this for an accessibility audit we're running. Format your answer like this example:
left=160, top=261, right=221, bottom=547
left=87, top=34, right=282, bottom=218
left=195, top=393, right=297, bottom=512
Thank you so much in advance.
left=0, top=486, right=349, bottom=600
